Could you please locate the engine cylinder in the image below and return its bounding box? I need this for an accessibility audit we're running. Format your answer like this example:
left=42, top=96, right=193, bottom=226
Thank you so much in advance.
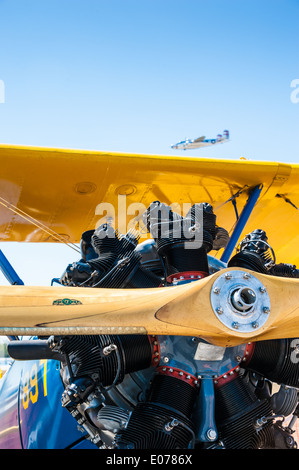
left=56, top=334, right=156, bottom=387
left=214, top=375, right=273, bottom=449
left=148, top=373, right=198, bottom=417
left=115, top=368, right=198, bottom=449
left=243, top=338, right=299, bottom=388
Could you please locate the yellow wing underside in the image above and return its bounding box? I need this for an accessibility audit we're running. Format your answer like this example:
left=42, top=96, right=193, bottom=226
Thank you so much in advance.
left=0, top=144, right=298, bottom=266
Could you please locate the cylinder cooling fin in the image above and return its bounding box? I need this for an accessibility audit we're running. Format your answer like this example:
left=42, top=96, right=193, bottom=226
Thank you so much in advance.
left=213, top=374, right=274, bottom=449
left=55, top=334, right=156, bottom=388
left=115, top=372, right=198, bottom=449
left=244, top=338, right=299, bottom=388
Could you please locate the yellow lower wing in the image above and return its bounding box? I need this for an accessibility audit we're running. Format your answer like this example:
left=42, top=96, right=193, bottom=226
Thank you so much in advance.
left=0, top=268, right=298, bottom=346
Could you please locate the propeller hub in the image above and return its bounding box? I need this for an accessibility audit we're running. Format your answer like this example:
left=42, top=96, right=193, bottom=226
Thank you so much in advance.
left=210, top=270, right=270, bottom=333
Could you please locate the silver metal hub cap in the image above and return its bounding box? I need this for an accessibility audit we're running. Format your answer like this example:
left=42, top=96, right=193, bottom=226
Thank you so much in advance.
left=210, top=270, right=271, bottom=333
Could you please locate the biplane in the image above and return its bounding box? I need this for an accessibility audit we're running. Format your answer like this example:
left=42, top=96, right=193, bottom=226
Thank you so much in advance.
left=171, top=130, right=229, bottom=150
left=0, top=144, right=298, bottom=450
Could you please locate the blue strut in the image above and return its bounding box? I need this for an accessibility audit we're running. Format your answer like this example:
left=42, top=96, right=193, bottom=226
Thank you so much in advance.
left=0, top=250, right=24, bottom=285
left=220, top=184, right=263, bottom=264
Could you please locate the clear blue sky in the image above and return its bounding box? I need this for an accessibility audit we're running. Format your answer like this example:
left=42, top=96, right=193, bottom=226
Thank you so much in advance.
left=0, top=0, right=298, bottom=285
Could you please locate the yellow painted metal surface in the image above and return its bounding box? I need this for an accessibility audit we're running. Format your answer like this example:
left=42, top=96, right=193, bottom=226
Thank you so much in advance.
left=0, top=144, right=298, bottom=266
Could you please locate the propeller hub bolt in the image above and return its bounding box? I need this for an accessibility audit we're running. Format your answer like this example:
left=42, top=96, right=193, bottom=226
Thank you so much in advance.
left=206, top=429, right=217, bottom=441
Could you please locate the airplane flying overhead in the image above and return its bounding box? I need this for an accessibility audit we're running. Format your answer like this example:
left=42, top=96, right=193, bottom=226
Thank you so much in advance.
left=171, top=129, right=229, bottom=150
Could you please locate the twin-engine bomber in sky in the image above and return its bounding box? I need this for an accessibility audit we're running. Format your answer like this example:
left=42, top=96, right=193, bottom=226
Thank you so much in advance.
left=171, top=129, right=229, bottom=150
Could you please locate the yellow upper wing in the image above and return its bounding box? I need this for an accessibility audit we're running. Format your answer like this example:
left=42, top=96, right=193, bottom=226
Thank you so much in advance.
left=0, top=144, right=298, bottom=265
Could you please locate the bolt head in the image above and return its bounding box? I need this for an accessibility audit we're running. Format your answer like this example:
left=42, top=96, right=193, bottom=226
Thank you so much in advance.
left=206, top=429, right=217, bottom=441
left=213, top=287, right=220, bottom=294
left=216, top=307, right=224, bottom=314
left=263, top=306, right=270, bottom=314
left=232, top=322, right=240, bottom=329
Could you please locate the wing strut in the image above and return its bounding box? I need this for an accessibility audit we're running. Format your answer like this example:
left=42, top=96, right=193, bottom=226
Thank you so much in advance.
left=0, top=251, right=24, bottom=340
left=0, top=250, right=24, bottom=285
left=220, top=184, right=263, bottom=263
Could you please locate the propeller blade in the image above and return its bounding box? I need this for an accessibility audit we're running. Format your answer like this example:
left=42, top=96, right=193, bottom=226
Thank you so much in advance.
left=0, top=268, right=298, bottom=346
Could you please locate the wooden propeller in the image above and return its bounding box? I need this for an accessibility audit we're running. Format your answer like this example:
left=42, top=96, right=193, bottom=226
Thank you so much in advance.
left=0, top=267, right=298, bottom=346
